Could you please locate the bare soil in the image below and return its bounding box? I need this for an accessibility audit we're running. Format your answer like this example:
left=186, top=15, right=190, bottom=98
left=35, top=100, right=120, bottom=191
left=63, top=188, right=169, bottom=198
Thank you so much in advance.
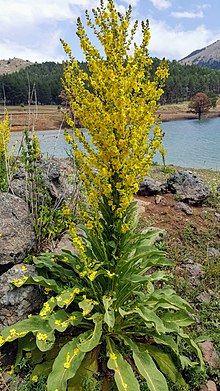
left=1, top=101, right=220, bottom=132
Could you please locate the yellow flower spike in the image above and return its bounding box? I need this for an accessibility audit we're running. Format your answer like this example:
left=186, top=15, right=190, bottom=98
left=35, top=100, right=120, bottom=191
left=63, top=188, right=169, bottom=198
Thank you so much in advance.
left=62, top=1, right=168, bottom=219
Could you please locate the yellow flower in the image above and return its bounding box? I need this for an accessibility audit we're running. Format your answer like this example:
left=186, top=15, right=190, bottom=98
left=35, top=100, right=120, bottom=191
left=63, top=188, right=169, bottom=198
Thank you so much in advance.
left=107, top=271, right=115, bottom=278
left=21, top=265, right=27, bottom=271
left=110, top=352, right=117, bottom=360
left=6, top=365, right=14, bottom=375
left=64, top=352, right=71, bottom=369
left=86, top=220, right=94, bottom=230
left=26, top=352, right=32, bottom=359
left=121, top=223, right=129, bottom=234
left=88, top=270, right=97, bottom=281
left=0, top=336, right=5, bottom=347
left=37, top=333, right=48, bottom=341
left=31, top=375, right=38, bottom=383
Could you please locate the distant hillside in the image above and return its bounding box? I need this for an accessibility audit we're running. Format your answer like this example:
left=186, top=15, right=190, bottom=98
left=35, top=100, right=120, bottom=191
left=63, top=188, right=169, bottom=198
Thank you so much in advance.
left=179, top=40, right=220, bottom=69
left=0, top=58, right=33, bottom=75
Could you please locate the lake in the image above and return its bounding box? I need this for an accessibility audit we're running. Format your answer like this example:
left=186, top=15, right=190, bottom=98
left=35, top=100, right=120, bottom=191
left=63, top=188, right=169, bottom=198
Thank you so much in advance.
left=9, top=117, right=220, bottom=170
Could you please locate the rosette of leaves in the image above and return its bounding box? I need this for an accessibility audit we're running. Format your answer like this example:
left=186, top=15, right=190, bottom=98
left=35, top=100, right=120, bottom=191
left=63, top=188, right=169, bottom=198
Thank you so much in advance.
left=0, top=201, right=203, bottom=391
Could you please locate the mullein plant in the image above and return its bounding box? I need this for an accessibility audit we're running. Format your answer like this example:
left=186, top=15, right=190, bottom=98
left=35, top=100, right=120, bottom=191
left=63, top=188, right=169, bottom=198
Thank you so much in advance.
left=0, top=112, right=10, bottom=191
left=0, top=1, right=203, bottom=390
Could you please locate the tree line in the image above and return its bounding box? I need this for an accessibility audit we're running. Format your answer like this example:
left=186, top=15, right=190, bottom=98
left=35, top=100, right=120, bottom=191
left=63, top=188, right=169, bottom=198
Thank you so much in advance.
left=0, top=59, right=220, bottom=106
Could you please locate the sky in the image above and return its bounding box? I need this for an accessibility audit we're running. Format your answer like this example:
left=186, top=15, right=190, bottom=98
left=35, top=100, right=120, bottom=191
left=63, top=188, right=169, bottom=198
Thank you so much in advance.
left=0, top=0, right=220, bottom=63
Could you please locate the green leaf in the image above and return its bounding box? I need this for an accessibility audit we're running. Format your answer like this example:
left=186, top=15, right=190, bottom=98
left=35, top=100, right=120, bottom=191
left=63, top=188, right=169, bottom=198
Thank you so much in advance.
left=103, top=296, right=115, bottom=330
left=107, top=339, right=140, bottom=391
left=146, top=345, right=186, bottom=386
left=162, top=310, right=194, bottom=327
left=47, top=333, right=88, bottom=391
left=151, top=334, right=179, bottom=355
left=48, top=309, right=69, bottom=332
left=136, top=307, right=166, bottom=334
left=31, top=359, right=54, bottom=378
left=78, top=313, right=103, bottom=352
left=25, top=275, right=62, bottom=293
left=68, top=348, right=99, bottom=390
left=133, top=349, right=168, bottom=391
left=36, top=329, right=55, bottom=352
left=1, top=316, right=48, bottom=343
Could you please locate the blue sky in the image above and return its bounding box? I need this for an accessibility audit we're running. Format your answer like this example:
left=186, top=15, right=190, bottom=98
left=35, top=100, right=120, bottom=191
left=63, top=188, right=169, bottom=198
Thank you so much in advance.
left=0, top=0, right=220, bottom=62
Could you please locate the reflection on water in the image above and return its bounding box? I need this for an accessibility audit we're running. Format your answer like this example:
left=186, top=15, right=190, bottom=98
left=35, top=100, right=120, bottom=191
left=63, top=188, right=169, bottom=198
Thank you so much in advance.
left=9, top=117, right=220, bottom=170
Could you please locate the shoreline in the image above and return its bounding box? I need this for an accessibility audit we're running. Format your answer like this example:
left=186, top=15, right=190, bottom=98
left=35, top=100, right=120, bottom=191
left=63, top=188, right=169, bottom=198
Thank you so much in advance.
left=1, top=103, right=220, bottom=132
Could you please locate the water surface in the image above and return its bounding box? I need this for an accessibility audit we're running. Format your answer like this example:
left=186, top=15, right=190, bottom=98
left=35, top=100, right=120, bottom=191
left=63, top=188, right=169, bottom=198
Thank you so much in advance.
left=9, top=117, right=220, bottom=170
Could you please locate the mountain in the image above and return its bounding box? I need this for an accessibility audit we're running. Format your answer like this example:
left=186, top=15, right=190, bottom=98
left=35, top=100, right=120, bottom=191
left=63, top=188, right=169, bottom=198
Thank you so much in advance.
left=0, top=58, right=33, bottom=75
left=179, top=40, right=220, bottom=69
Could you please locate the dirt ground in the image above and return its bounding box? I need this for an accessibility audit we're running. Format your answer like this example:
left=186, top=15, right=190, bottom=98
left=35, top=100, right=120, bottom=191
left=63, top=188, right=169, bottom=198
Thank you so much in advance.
left=1, top=101, right=220, bottom=132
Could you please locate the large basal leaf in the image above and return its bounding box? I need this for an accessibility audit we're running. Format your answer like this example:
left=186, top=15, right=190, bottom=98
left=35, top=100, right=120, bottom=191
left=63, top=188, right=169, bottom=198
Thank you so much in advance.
left=47, top=333, right=89, bottom=391
left=133, top=349, right=168, bottom=391
left=161, top=310, right=194, bottom=327
left=151, top=334, right=179, bottom=355
left=146, top=345, right=186, bottom=386
left=136, top=307, right=166, bottom=334
left=103, top=296, right=115, bottom=330
left=25, top=275, right=62, bottom=293
left=68, top=348, right=99, bottom=390
left=1, top=316, right=48, bottom=343
left=107, top=339, right=140, bottom=391
left=78, top=313, right=103, bottom=352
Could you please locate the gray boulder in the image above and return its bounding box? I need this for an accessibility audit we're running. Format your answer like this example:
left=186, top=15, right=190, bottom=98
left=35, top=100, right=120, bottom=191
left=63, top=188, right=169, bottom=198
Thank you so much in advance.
left=10, top=158, right=70, bottom=204
left=138, top=176, right=163, bottom=196
left=0, top=264, right=43, bottom=330
left=167, top=170, right=210, bottom=205
left=0, top=193, right=36, bottom=267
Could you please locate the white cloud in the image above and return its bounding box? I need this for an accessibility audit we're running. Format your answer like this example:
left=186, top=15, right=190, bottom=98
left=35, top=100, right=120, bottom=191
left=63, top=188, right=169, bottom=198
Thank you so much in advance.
left=146, top=19, right=218, bottom=60
left=0, top=0, right=100, bottom=61
left=121, top=0, right=140, bottom=5
left=171, top=10, right=204, bottom=19
left=149, top=0, right=172, bottom=10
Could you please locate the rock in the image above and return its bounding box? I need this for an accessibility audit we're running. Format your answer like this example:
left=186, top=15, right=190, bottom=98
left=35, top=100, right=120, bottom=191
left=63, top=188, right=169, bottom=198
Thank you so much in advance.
left=137, top=176, right=162, bottom=196
left=155, top=195, right=162, bottom=204
left=10, top=158, right=71, bottom=204
left=0, top=193, right=36, bottom=268
left=176, top=261, right=204, bottom=287
left=0, top=264, right=43, bottom=330
left=167, top=170, right=210, bottom=205
left=200, top=380, right=218, bottom=391
left=214, top=212, right=220, bottom=222
left=54, top=233, right=76, bottom=255
left=208, top=247, right=220, bottom=258
left=175, top=201, right=193, bottom=215
left=197, top=291, right=214, bottom=304
left=199, top=341, right=219, bottom=368
left=136, top=199, right=147, bottom=215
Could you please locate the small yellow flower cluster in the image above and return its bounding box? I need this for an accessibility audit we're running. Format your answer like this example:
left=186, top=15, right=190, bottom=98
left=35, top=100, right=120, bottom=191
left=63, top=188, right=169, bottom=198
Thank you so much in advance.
left=109, top=352, right=117, bottom=360
left=11, top=276, right=28, bottom=287
left=62, top=204, right=71, bottom=216
left=0, top=328, right=27, bottom=347
left=31, top=375, right=39, bottom=383
left=37, top=333, right=48, bottom=341
left=39, top=298, right=55, bottom=318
